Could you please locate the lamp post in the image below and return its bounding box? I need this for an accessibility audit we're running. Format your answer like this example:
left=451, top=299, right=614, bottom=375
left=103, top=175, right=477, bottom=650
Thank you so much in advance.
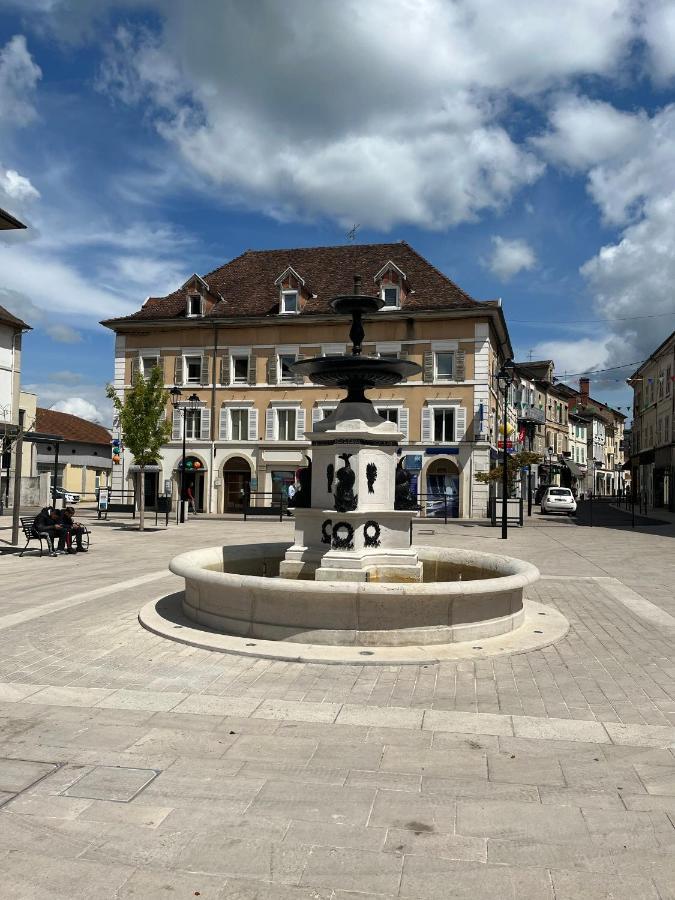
left=496, top=358, right=515, bottom=540
left=547, top=446, right=554, bottom=489
left=170, top=387, right=200, bottom=523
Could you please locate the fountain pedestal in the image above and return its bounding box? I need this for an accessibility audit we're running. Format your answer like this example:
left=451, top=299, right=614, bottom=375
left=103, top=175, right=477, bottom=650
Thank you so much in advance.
left=279, top=400, right=423, bottom=582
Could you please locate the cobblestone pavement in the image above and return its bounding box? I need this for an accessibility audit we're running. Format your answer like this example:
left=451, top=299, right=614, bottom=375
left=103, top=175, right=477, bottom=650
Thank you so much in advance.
left=0, top=513, right=674, bottom=898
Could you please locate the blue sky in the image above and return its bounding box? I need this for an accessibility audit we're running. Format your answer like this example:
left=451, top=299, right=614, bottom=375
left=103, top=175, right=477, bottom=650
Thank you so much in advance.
left=1, top=1, right=675, bottom=426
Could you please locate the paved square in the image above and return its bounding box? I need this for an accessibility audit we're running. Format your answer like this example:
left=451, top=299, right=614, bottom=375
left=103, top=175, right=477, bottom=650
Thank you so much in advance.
left=0, top=512, right=674, bottom=897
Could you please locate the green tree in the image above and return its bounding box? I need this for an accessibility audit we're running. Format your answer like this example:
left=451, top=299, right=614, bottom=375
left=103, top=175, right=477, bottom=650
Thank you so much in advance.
left=106, top=367, right=171, bottom=532
left=475, top=450, right=542, bottom=497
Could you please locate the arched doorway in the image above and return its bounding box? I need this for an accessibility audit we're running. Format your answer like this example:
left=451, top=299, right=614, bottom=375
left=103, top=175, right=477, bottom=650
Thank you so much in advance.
left=222, top=456, right=252, bottom=512
left=424, top=458, right=460, bottom=518
left=177, top=455, right=207, bottom=512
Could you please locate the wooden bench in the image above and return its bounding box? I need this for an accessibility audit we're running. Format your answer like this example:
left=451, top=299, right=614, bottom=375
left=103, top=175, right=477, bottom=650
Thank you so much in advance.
left=98, top=502, right=135, bottom=520
left=19, top=515, right=91, bottom=557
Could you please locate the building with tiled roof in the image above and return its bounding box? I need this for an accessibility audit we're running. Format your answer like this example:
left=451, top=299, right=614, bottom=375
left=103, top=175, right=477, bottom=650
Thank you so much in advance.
left=34, top=408, right=112, bottom=499
left=102, top=241, right=513, bottom=517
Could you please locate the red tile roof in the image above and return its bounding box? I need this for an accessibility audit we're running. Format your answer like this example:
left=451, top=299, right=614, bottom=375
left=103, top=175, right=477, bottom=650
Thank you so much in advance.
left=36, top=408, right=111, bottom=445
left=103, top=241, right=486, bottom=324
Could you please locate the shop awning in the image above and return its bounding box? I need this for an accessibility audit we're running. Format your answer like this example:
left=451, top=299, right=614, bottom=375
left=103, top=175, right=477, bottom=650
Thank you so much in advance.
left=563, top=459, right=586, bottom=479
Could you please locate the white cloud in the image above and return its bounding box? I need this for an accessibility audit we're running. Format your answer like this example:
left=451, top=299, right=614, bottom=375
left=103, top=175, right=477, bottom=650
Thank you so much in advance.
left=45, top=323, right=82, bottom=343
left=642, top=0, right=675, bottom=83
left=526, top=337, right=612, bottom=379
left=91, top=0, right=644, bottom=229
left=532, top=95, right=646, bottom=171
left=0, top=35, right=41, bottom=129
left=50, top=396, right=108, bottom=424
left=487, top=236, right=536, bottom=280
left=0, top=165, right=40, bottom=203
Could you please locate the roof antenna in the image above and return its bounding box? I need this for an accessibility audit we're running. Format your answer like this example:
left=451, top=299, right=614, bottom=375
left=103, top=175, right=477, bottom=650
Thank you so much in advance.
left=527, top=349, right=534, bottom=362
left=346, top=223, right=360, bottom=243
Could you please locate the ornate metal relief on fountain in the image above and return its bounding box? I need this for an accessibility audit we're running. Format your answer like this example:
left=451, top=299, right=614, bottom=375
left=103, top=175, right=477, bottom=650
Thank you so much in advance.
left=279, top=276, right=424, bottom=583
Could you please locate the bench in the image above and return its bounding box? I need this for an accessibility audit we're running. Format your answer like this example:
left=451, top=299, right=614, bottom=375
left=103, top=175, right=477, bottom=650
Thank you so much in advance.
left=19, top=515, right=91, bottom=557
left=98, top=502, right=135, bottom=520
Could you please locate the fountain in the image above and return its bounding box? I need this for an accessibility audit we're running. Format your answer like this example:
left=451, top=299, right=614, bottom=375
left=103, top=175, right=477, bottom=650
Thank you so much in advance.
left=142, top=276, right=567, bottom=660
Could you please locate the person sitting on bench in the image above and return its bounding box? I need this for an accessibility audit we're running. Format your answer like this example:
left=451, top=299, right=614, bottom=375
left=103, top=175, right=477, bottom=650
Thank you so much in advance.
left=59, top=506, right=87, bottom=553
left=32, top=507, right=61, bottom=557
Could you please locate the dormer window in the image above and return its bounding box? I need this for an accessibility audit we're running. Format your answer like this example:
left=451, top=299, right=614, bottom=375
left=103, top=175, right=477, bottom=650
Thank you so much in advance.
left=381, top=286, right=400, bottom=308
left=281, top=290, right=299, bottom=314
left=187, top=294, right=203, bottom=317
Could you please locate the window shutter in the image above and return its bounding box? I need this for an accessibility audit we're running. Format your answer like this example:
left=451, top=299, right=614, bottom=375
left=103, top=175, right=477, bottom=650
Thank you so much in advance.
left=200, top=355, right=210, bottom=385
left=267, top=356, right=277, bottom=384
left=399, top=407, right=409, bottom=442
left=294, top=354, right=304, bottom=384
left=399, top=345, right=410, bottom=361
left=423, top=352, right=434, bottom=383
left=247, top=354, right=256, bottom=385
left=219, top=406, right=229, bottom=440
left=455, top=406, right=467, bottom=442
left=265, top=407, right=275, bottom=440
left=248, top=408, right=259, bottom=441
left=200, top=408, right=211, bottom=440
left=455, top=351, right=466, bottom=382
left=130, top=354, right=140, bottom=384
left=172, top=409, right=181, bottom=441
left=156, top=356, right=164, bottom=381
left=421, top=407, right=433, bottom=443
left=219, top=352, right=230, bottom=385
left=174, top=356, right=183, bottom=386
left=296, top=407, right=306, bottom=440
left=312, top=406, right=322, bottom=427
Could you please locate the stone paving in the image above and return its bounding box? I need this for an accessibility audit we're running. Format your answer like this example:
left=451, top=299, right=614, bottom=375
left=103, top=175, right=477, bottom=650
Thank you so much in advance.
left=0, top=511, right=674, bottom=898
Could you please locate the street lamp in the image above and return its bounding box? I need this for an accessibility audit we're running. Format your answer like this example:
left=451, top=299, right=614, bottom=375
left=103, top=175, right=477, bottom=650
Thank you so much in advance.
left=170, top=386, right=200, bottom=523
left=496, top=358, right=515, bottom=540
left=547, top=446, right=554, bottom=488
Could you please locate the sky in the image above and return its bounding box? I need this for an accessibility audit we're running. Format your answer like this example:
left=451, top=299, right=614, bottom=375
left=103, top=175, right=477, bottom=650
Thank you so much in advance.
left=1, top=1, right=675, bottom=428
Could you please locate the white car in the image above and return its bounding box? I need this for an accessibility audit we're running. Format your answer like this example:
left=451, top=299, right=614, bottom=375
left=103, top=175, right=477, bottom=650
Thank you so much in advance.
left=541, top=487, right=576, bottom=515
left=53, top=487, right=80, bottom=504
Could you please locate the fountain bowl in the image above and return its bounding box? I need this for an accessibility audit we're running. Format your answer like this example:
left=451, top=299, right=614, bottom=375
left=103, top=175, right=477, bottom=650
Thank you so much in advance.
left=168, top=542, right=540, bottom=647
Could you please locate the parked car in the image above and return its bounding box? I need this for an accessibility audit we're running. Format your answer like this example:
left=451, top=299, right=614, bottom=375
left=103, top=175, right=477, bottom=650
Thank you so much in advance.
left=540, top=487, right=576, bottom=515
left=52, top=486, right=80, bottom=504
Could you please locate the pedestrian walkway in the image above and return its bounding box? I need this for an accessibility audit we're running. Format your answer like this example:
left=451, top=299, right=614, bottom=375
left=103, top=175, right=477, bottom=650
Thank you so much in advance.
left=0, top=516, right=674, bottom=897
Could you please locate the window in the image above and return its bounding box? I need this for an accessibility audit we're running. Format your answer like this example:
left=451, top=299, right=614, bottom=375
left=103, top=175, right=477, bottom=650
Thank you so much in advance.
left=232, top=355, right=249, bottom=384
left=376, top=407, right=399, bottom=425
left=667, top=367, right=672, bottom=396
left=188, top=294, right=202, bottom=317
left=435, top=352, right=454, bottom=380
left=279, top=353, right=296, bottom=383
left=185, top=408, right=201, bottom=439
left=142, top=355, right=158, bottom=374
left=277, top=408, right=297, bottom=440
left=659, top=371, right=665, bottom=399
left=433, top=408, right=455, bottom=441
left=281, top=291, right=299, bottom=314
left=185, top=355, right=202, bottom=384
left=230, top=408, right=249, bottom=441
left=381, top=286, right=399, bottom=308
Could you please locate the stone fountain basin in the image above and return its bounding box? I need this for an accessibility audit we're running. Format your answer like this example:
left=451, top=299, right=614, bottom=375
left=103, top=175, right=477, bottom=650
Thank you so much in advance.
left=169, top=542, right=540, bottom=647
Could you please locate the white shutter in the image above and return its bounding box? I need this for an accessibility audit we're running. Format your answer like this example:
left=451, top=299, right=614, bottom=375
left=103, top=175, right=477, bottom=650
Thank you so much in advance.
left=399, top=407, right=409, bottom=442
left=247, top=354, right=256, bottom=385
left=265, top=408, right=275, bottom=440
left=421, top=407, right=433, bottom=443
left=423, top=352, right=434, bottom=383
left=267, top=356, right=277, bottom=384
left=174, top=356, right=183, bottom=386
left=200, top=408, right=211, bottom=440
left=219, top=406, right=229, bottom=440
left=454, top=351, right=466, bottom=381
left=200, top=355, right=210, bottom=385
left=248, top=407, right=259, bottom=441
left=296, top=407, right=306, bottom=440
left=172, top=409, right=181, bottom=441
left=455, top=406, right=467, bottom=442
left=219, top=353, right=230, bottom=385
left=312, top=406, right=322, bottom=427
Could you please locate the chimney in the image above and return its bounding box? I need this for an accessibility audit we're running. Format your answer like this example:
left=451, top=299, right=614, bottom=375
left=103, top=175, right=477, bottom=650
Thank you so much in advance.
left=579, top=377, right=590, bottom=400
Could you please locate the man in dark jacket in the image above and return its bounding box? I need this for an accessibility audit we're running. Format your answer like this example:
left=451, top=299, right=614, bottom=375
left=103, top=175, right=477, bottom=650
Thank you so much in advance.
left=60, top=506, right=86, bottom=552
left=32, top=507, right=60, bottom=557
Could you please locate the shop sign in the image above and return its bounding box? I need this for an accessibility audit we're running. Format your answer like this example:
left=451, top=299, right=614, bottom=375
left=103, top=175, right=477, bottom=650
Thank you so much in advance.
left=403, top=454, right=423, bottom=470
left=425, top=447, right=459, bottom=455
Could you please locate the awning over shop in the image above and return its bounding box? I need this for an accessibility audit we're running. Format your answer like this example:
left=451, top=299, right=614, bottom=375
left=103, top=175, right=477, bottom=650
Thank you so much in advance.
left=562, top=459, right=586, bottom=479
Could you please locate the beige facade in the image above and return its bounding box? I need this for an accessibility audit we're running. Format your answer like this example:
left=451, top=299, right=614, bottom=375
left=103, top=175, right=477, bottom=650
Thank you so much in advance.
left=104, top=244, right=515, bottom=518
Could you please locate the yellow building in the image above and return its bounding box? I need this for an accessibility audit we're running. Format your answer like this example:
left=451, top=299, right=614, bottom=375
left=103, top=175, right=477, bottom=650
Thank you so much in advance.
left=102, top=242, right=513, bottom=517
left=35, top=408, right=112, bottom=499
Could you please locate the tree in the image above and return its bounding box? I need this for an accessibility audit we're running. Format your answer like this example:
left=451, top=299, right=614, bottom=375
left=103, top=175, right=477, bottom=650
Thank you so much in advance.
left=475, top=450, right=542, bottom=497
left=106, top=367, right=171, bottom=532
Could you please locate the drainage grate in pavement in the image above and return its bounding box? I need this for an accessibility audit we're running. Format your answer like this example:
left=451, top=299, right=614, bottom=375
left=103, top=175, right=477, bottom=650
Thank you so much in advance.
left=62, top=765, right=160, bottom=803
